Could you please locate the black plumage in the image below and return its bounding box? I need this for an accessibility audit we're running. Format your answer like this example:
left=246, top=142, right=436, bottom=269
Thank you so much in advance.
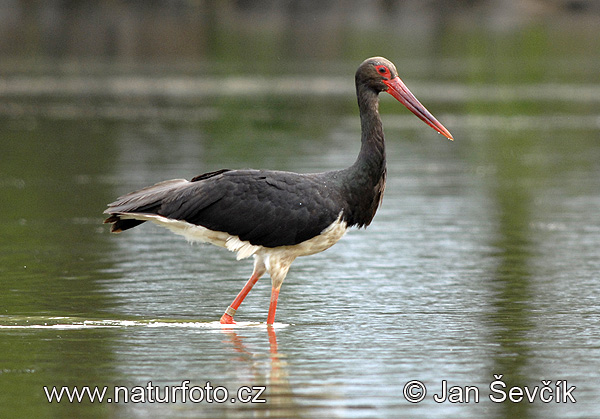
left=105, top=167, right=372, bottom=248
left=103, top=57, right=453, bottom=324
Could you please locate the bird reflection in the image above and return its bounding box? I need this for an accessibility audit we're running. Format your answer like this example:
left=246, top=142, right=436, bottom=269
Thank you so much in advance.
left=220, top=326, right=297, bottom=415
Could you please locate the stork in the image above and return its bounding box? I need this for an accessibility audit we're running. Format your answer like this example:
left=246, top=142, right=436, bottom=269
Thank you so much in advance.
left=104, top=57, right=453, bottom=325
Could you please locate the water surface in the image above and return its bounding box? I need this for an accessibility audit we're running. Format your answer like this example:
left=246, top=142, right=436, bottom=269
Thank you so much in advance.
left=1, top=28, right=600, bottom=419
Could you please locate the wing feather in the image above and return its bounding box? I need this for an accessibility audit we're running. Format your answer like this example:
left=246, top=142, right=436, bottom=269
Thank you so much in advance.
left=105, top=169, right=344, bottom=248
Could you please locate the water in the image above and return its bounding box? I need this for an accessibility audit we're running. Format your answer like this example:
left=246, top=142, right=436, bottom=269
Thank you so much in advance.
left=2, top=23, right=600, bottom=419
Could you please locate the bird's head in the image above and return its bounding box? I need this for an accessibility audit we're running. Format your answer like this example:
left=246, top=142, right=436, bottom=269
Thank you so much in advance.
left=357, top=57, right=453, bottom=140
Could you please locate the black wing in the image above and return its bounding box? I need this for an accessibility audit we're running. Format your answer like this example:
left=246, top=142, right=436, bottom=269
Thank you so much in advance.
left=105, top=169, right=344, bottom=248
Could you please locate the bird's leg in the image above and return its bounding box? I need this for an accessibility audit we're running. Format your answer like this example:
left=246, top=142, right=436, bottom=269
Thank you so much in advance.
left=265, top=255, right=292, bottom=325
left=220, top=257, right=266, bottom=324
left=266, top=286, right=281, bottom=325
left=219, top=274, right=260, bottom=324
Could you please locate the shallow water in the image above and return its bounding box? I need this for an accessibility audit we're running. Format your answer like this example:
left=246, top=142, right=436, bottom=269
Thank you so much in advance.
left=2, top=30, right=600, bottom=419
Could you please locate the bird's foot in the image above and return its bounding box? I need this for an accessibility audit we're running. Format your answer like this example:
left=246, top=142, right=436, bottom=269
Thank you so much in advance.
left=220, top=313, right=236, bottom=324
left=220, top=306, right=237, bottom=324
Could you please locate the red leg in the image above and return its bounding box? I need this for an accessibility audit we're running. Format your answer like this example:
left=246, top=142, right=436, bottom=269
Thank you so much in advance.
left=266, top=287, right=280, bottom=325
left=220, top=272, right=261, bottom=324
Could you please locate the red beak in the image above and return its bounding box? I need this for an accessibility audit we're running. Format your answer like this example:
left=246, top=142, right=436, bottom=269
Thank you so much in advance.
left=384, top=77, right=453, bottom=141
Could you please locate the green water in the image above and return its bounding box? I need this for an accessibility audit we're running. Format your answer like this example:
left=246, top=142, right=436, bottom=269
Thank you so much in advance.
left=1, top=14, right=600, bottom=419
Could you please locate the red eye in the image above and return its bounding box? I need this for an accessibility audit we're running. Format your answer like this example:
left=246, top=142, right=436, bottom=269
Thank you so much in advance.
left=376, top=65, right=390, bottom=78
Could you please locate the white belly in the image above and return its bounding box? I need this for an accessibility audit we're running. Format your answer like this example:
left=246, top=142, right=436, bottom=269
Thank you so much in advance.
left=117, top=212, right=348, bottom=260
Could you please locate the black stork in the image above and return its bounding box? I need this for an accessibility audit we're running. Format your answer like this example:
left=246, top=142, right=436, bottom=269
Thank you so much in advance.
left=104, top=57, right=453, bottom=325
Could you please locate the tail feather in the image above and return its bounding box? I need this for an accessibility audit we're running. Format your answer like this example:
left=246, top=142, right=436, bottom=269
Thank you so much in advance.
left=103, top=215, right=146, bottom=233
left=104, top=179, right=190, bottom=233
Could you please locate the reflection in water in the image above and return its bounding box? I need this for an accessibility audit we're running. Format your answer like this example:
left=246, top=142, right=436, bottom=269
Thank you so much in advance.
left=1, top=11, right=599, bottom=415
left=220, top=326, right=299, bottom=418
left=486, top=131, right=536, bottom=419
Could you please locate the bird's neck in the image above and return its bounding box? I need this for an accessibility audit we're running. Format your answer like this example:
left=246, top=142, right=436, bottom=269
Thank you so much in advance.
left=356, top=87, right=386, bottom=172
left=341, top=86, right=387, bottom=228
